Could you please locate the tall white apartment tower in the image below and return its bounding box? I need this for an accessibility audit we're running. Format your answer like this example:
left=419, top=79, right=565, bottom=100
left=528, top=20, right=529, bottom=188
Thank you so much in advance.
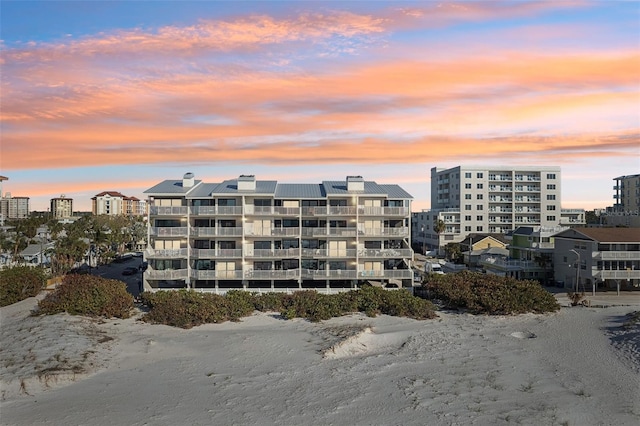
left=424, top=165, right=561, bottom=249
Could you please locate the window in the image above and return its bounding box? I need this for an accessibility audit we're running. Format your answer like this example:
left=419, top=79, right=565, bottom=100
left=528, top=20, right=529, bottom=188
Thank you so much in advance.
left=465, top=194, right=472, bottom=199
left=546, top=215, right=556, bottom=221
left=465, top=215, right=471, bottom=221
left=477, top=194, right=483, bottom=200
left=477, top=173, right=483, bottom=178
left=547, top=194, right=556, bottom=200
left=547, top=173, right=556, bottom=179
left=477, top=183, right=483, bottom=189
left=465, top=183, right=472, bottom=189
left=547, top=205, right=556, bottom=211
left=465, top=205, right=472, bottom=210
left=547, top=184, right=556, bottom=190
left=465, top=226, right=471, bottom=231
left=476, top=226, right=483, bottom=231
left=476, top=205, right=483, bottom=210
left=465, top=172, right=471, bottom=178
left=476, top=215, right=483, bottom=221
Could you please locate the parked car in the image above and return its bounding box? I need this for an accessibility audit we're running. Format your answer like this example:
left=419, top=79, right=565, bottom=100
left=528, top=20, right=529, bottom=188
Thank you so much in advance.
left=425, top=262, right=445, bottom=275
left=122, top=266, right=138, bottom=276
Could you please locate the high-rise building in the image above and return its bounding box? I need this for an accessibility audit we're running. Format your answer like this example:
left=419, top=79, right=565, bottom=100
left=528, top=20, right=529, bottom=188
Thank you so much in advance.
left=143, top=173, right=414, bottom=293
left=0, top=193, right=30, bottom=220
left=613, top=174, right=640, bottom=213
left=418, top=165, right=565, bottom=251
left=50, top=195, right=73, bottom=218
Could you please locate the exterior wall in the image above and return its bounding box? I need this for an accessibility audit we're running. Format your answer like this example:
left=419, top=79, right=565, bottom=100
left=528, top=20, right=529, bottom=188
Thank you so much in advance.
left=144, top=178, right=414, bottom=293
left=559, top=209, right=586, bottom=226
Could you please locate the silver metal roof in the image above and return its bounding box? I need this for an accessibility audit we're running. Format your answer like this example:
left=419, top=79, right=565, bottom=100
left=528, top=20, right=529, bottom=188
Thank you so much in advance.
left=145, top=176, right=412, bottom=199
left=143, top=180, right=202, bottom=195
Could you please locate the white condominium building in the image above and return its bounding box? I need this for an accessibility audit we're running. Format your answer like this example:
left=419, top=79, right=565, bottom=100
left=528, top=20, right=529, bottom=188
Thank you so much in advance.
left=143, top=173, right=414, bottom=293
left=50, top=195, right=73, bottom=218
left=421, top=165, right=563, bottom=249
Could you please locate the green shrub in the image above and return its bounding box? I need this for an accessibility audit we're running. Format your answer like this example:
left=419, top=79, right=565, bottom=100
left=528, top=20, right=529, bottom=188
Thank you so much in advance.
left=424, top=271, right=560, bottom=315
left=0, top=266, right=48, bottom=307
left=36, top=274, right=133, bottom=318
left=141, top=287, right=438, bottom=328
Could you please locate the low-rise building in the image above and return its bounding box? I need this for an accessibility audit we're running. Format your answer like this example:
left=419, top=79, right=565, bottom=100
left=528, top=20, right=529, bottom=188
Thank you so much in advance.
left=143, top=173, right=414, bottom=293
left=553, top=227, right=640, bottom=293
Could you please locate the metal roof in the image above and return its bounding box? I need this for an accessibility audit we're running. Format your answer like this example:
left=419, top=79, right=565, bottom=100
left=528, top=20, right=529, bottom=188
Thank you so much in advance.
left=143, top=179, right=202, bottom=195
left=145, top=176, right=412, bottom=199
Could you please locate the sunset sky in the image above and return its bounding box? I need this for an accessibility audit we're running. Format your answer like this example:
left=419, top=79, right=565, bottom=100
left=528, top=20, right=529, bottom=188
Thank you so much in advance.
left=1, top=1, right=638, bottom=212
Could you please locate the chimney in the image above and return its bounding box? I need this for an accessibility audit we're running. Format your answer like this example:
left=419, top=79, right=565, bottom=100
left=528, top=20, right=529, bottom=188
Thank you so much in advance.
left=183, top=172, right=195, bottom=188
left=238, top=175, right=256, bottom=191
left=346, top=176, right=364, bottom=192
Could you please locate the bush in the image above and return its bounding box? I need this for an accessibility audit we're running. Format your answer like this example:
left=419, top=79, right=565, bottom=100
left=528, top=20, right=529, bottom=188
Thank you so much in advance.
left=424, top=271, right=560, bottom=315
left=0, top=266, right=48, bottom=307
left=141, top=287, right=438, bottom=328
left=37, top=274, right=133, bottom=318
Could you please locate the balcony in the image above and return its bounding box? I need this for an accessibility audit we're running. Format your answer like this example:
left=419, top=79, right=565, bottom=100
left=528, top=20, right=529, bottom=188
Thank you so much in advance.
left=191, top=227, right=243, bottom=237
left=271, top=227, right=301, bottom=236
left=328, top=206, right=357, bottom=216
left=188, top=248, right=242, bottom=258
left=150, top=226, right=188, bottom=237
left=301, top=227, right=330, bottom=236
left=245, top=269, right=301, bottom=280
left=301, top=207, right=328, bottom=216
left=358, top=269, right=412, bottom=279
left=593, top=251, right=640, bottom=260
left=247, top=248, right=300, bottom=258
left=357, top=206, right=410, bottom=216
left=358, top=248, right=412, bottom=258
left=150, top=206, right=188, bottom=216
left=146, top=269, right=188, bottom=280
left=144, top=248, right=188, bottom=258
left=192, top=270, right=243, bottom=280
left=328, top=227, right=358, bottom=236
left=593, top=270, right=640, bottom=280
left=189, top=206, right=243, bottom=215
left=273, top=207, right=300, bottom=216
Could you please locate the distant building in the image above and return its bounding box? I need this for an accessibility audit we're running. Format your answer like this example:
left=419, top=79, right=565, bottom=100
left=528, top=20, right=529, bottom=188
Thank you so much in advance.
left=0, top=193, right=30, bottom=220
left=92, top=191, right=144, bottom=216
left=553, top=227, right=640, bottom=293
left=50, top=195, right=73, bottom=218
left=414, top=166, right=586, bottom=254
left=601, top=174, right=640, bottom=228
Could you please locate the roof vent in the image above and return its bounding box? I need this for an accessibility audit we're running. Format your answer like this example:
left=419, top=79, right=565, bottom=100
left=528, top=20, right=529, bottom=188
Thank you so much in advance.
left=346, top=176, right=364, bottom=192
left=238, top=175, right=256, bottom=191
left=183, top=172, right=195, bottom=188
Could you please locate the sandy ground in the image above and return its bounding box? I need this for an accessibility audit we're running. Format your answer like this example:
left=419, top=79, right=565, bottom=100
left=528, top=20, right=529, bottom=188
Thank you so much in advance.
left=1, top=294, right=639, bottom=426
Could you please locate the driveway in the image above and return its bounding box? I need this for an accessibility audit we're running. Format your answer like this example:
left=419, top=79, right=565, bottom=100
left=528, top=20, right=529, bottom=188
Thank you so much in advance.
left=91, top=257, right=144, bottom=297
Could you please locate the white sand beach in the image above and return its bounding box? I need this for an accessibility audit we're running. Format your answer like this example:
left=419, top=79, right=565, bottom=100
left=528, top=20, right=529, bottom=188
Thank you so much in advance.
left=1, top=295, right=639, bottom=426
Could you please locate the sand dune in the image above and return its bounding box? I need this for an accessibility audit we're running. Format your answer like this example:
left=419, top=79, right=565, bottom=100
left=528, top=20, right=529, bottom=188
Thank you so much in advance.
left=1, top=296, right=639, bottom=425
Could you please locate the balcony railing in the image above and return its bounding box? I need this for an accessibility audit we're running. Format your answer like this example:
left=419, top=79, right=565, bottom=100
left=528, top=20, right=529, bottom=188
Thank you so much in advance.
left=192, top=270, right=243, bottom=280
left=358, top=249, right=412, bottom=258
left=191, top=227, right=243, bottom=237
left=593, top=252, right=640, bottom=260
left=360, top=227, right=410, bottom=237
left=246, top=248, right=300, bottom=258
left=301, top=207, right=328, bottom=216
left=593, top=270, right=640, bottom=279
left=144, top=248, right=188, bottom=258
left=357, top=207, right=409, bottom=216
left=328, top=206, right=357, bottom=216
left=245, top=269, right=301, bottom=279
left=150, top=227, right=188, bottom=237
left=328, top=227, right=358, bottom=236
left=273, top=207, right=301, bottom=216
left=191, top=248, right=217, bottom=258
left=189, top=248, right=242, bottom=258
left=271, top=227, right=301, bottom=236
left=189, top=206, right=242, bottom=215
left=358, top=269, right=412, bottom=279
left=191, top=227, right=216, bottom=237
left=146, top=269, right=188, bottom=280
left=150, top=206, right=188, bottom=215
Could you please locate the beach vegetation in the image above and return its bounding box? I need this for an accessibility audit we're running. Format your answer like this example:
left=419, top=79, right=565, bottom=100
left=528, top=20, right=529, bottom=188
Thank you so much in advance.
left=423, top=271, right=560, bottom=314
left=0, top=266, right=48, bottom=307
left=35, top=274, right=133, bottom=318
left=140, top=287, right=437, bottom=328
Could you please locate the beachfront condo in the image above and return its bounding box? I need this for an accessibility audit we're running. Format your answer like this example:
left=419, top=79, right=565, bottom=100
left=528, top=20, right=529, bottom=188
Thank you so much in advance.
left=142, top=173, right=414, bottom=293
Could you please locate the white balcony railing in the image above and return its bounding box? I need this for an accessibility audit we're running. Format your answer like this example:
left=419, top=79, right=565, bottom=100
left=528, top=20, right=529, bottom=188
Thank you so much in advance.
left=144, top=248, right=188, bottom=258
left=150, top=227, right=188, bottom=237
left=593, top=252, right=640, bottom=260
left=150, top=206, right=188, bottom=215
left=593, top=270, right=640, bottom=279
left=191, top=270, right=243, bottom=280
left=146, top=269, right=188, bottom=280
